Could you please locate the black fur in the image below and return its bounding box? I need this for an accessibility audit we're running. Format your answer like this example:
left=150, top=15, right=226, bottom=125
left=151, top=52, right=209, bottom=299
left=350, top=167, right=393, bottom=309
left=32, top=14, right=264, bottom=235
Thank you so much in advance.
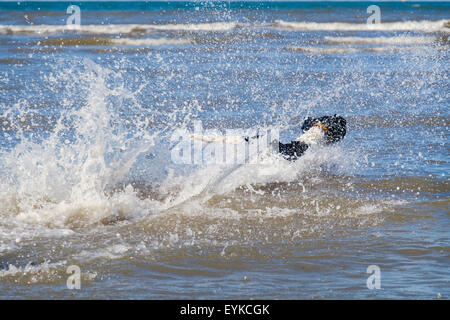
left=278, top=114, right=346, bottom=161
left=301, top=114, right=347, bottom=143
left=278, top=141, right=309, bottom=161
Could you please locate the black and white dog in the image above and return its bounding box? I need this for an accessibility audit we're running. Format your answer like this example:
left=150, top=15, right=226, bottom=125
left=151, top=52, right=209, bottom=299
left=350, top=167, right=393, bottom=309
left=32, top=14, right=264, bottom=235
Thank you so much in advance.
left=278, top=114, right=347, bottom=160
left=188, top=114, right=347, bottom=162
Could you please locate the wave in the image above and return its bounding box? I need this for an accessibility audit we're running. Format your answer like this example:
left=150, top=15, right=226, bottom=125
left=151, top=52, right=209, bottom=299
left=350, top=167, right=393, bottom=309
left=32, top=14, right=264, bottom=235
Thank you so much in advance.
left=110, top=37, right=192, bottom=46
left=0, top=22, right=240, bottom=35
left=273, top=19, right=450, bottom=33
left=323, top=36, right=437, bottom=45
left=3, top=20, right=448, bottom=37
left=286, top=46, right=416, bottom=54
left=38, top=37, right=192, bottom=47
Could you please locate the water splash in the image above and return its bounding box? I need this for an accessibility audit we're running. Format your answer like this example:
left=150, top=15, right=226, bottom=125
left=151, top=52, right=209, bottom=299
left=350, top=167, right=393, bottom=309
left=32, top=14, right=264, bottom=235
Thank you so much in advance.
left=0, top=57, right=358, bottom=229
left=0, top=59, right=157, bottom=227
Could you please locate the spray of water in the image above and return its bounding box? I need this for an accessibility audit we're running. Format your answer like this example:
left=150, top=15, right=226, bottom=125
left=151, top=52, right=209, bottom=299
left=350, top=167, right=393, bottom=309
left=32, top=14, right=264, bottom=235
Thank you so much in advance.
left=0, top=57, right=356, bottom=230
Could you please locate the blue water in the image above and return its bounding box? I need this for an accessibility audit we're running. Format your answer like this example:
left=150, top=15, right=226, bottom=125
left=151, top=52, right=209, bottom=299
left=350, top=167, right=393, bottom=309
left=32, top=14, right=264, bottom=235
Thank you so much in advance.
left=0, top=1, right=448, bottom=299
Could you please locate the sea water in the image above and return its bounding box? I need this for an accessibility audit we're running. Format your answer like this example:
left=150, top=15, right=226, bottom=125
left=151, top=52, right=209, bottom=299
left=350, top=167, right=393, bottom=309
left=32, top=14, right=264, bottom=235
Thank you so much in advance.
left=0, top=1, right=448, bottom=299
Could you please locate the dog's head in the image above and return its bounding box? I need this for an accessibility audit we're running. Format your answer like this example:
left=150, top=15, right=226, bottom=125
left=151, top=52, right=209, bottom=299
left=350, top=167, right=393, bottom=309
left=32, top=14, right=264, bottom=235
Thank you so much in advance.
left=301, top=114, right=346, bottom=143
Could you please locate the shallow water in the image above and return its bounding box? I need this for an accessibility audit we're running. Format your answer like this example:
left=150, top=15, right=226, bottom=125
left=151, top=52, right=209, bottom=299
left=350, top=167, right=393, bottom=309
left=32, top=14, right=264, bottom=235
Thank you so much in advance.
left=0, top=1, right=449, bottom=299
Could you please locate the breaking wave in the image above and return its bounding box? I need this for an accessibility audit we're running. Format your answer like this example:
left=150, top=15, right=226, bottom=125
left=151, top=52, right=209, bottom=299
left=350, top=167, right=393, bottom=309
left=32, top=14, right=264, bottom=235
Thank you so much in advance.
left=0, top=22, right=240, bottom=35
left=323, top=35, right=438, bottom=45
left=286, top=46, right=418, bottom=54
left=273, top=19, right=449, bottom=33
left=4, top=19, right=448, bottom=36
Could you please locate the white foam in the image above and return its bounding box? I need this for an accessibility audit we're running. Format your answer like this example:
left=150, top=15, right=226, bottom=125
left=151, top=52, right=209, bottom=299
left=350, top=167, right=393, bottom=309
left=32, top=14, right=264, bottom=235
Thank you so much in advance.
left=0, top=22, right=239, bottom=35
left=0, top=260, right=65, bottom=278
left=1, top=20, right=448, bottom=36
left=287, top=46, right=416, bottom=54
left=274, top=19, right=449, bottom=33
left=205, top=143, right=352, bottom=197
left=355, top=204, right=382, bottom=215
left=75, top=244, right=132, bottom=261
left=110, top=37, right=192, bottom=46
left=324, top=35, right=436, bottom=45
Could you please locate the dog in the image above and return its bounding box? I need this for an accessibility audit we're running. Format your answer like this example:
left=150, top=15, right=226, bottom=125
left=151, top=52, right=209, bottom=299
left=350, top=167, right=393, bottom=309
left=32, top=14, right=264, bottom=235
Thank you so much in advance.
left=278, top=114, right=347, bottom=161
left=187, top=114, right=346, bottom=163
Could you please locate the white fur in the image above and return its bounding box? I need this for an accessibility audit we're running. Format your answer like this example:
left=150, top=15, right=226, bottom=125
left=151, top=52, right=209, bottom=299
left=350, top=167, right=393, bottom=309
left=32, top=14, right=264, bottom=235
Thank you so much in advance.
left=295, top=126, right=326, bottom=145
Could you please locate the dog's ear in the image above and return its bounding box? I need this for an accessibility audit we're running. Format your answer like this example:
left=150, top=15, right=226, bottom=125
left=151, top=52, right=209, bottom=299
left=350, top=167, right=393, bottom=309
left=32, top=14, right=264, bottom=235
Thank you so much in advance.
left=301, top=117, right=315, bottom=132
